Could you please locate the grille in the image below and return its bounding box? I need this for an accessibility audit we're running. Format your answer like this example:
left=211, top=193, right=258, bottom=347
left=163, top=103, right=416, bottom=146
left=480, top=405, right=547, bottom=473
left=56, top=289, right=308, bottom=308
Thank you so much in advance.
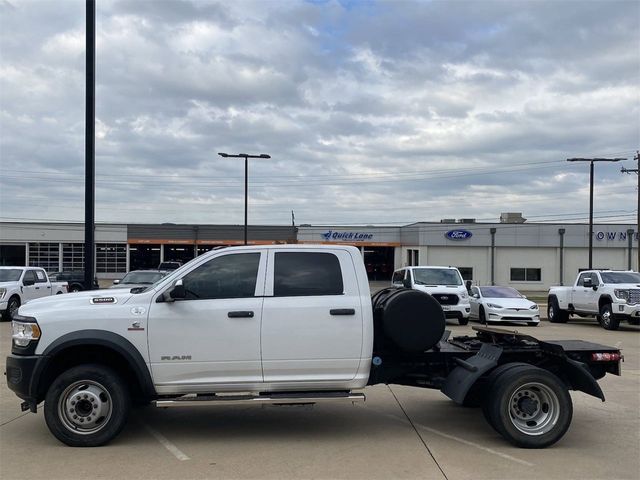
left=629, top=289, right=640, bottom=305
left=432, top=294, right=459, bottom=305
left=501, top=316, right=534, bottom=321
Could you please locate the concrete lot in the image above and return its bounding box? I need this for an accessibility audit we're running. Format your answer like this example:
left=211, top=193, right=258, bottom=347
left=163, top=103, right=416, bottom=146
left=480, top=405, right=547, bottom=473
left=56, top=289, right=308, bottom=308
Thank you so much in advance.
left=1, top=318, right=638, bottom=480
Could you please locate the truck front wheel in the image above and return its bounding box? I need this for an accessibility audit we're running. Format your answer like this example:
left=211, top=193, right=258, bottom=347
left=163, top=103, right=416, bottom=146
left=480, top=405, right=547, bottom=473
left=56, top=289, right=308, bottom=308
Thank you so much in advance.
left=599, top=303, right=620, bottom=331
left=44, top=364, right=130, bottom=447
left=547, top=298, right=568, bottom=323
left=2, top=296, right=20, bottom=322
left=483, top=366, right=572, bottom=448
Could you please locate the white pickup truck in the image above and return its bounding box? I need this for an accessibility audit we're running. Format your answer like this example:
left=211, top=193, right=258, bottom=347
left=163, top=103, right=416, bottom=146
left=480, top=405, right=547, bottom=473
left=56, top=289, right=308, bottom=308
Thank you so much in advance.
left=0, top=267, right=68, bottom=321
left=548, top=270, right=640, bottom=330
left=6, top=245, right=622, bottom=449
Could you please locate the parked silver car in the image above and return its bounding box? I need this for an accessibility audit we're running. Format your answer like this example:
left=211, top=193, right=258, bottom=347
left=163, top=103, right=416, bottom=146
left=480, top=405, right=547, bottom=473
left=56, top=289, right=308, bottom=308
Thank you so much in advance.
left=110, top=270, right=169, bottom=290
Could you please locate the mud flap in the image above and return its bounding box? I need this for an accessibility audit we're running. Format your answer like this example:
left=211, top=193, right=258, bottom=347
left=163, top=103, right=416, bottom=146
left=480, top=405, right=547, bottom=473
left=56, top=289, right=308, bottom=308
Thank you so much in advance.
left=441, top=344, right=502, bottom=404
left=562, top=358, right=605, bottom=401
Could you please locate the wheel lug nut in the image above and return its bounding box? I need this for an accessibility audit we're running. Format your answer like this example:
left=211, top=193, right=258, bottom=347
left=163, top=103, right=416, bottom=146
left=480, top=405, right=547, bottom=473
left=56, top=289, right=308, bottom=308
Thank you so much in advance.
left=83, top=394, right=88, bottom=399
left=71, top=401, right=76, bottom=406
left=69, top=409, right=74, bottom=413
left=73, top=415, right=77, bottom=419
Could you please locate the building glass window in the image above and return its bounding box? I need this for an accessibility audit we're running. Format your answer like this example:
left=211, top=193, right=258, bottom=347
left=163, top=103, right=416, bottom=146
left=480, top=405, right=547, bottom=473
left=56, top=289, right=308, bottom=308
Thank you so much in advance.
left=28, top=242, right=59, bottom=272
left=457, top=267, right=473, bottom=281
left=510, top=268, right=542, bottom=282
left=96, top=244, right=126, bottom=273
left=62, top=243, right=84, bottom=271
left=274, top=252, right=343, bottom=296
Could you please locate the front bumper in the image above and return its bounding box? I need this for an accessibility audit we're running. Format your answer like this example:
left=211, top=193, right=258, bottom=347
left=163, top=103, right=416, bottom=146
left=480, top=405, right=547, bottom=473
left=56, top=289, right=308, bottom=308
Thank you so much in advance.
left=5, top=354, right=43, bottom=408
left=614, top=302, right=640, bottom=318
left=441, top=304, right=471, bottom=319
left=0, top=301, right=7, bottom=312
left=487, top=309, right=540, bottom=323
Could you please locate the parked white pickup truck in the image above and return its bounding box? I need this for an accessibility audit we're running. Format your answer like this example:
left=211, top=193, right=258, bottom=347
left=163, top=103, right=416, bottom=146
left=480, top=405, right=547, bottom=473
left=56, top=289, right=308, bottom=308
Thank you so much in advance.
left=6, top=245, right=622, bottom=449
left=548, top=270, right=640, bottom=330
left=0, top=267, right=68, bottom=321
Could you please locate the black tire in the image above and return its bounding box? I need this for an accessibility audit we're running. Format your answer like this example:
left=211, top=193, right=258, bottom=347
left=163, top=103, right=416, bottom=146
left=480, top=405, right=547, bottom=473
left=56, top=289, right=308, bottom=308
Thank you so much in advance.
left=479, top=306, right=488, bottom=325
left=547, top=297, right=568, bottom=323
left=2, top=295, right=20, bottom=322
left=70, top=284, right=83, bottom=293
left=44, top=364, right=130, bottom=447
left=458, top=317, right=469, bottom=326
left=484, top=366, right=573, bottom=448
left=599, top=303, right=620, bottom=331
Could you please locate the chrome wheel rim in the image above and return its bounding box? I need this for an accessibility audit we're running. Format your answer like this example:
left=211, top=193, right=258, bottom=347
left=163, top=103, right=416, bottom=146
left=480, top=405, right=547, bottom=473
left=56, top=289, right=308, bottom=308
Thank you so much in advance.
left=508, top=382, right=560, bottom=436
left=601, top=308, right=611, bottom=326
left=58, top=380, right=113, bottom=435
left=548, top=305, right=554, bottom=320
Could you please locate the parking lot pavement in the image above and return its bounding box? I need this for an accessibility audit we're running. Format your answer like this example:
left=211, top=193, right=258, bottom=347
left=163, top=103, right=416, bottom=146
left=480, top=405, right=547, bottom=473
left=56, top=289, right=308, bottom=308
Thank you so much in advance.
left=1, top=320, right=638, bottom=480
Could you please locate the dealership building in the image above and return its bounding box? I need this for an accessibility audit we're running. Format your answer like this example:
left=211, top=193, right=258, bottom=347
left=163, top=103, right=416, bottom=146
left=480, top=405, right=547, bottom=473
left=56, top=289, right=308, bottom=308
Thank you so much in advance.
left=0, top=219, right=637, bottom=291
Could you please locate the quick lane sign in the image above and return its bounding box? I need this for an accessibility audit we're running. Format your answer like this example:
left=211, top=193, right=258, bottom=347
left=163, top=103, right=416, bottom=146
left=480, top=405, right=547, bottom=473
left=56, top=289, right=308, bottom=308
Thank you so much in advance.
left=321, top=230, right=374, bottom=241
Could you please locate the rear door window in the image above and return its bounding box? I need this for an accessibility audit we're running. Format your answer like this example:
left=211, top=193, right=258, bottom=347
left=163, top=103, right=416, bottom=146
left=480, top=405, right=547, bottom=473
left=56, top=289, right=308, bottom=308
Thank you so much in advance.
left=274, top=252, right=344, bottom=297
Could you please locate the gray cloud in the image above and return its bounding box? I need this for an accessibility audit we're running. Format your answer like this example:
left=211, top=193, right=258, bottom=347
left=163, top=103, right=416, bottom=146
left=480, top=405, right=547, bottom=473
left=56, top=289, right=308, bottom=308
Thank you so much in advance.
left=0, top=0, right=638, bottom=226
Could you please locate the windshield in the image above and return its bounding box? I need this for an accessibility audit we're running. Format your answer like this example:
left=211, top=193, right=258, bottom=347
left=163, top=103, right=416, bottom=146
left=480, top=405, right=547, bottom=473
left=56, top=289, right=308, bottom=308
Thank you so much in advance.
left=121, top=271, right=166, bottom=284
left=0, top=269, right=23, bottom=282
left=600, top=272, right=640, bottom=284
left=412, top=268, right=462, bottom=286
left=480, top=286, right=523, bottom=298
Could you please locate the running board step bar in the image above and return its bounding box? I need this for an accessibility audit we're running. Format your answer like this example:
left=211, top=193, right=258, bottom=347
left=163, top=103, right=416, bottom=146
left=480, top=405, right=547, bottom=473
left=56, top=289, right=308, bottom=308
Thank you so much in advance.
left=155, top=391, right=366, bottom=408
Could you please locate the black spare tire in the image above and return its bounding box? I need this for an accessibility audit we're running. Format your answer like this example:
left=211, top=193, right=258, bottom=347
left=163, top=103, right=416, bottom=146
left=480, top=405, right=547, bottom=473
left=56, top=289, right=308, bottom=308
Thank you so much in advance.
left=373, top=288, right=445, bottom=353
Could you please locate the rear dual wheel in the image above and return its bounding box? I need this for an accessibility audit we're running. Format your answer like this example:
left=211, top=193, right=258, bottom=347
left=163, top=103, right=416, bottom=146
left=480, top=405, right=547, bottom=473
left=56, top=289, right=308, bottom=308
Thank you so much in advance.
left=482, top=365, right=572, bottom=448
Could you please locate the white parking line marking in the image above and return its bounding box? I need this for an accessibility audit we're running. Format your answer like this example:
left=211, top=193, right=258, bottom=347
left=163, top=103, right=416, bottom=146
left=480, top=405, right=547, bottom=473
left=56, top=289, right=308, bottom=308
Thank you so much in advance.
left=416, top=424, right=535, bottom=467
left=141, top=422, right=190, bottom=461
left=363, top=405, right=534, bottom=467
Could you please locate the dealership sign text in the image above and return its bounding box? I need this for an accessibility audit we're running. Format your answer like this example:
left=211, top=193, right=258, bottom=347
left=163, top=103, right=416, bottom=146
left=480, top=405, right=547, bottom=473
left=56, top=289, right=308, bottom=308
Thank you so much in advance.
left=321, top=230, right=374, bottom=241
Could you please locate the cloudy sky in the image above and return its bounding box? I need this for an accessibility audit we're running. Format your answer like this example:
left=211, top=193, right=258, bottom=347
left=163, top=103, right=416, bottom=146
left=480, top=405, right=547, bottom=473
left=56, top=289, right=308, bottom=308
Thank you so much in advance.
left=0, top=0, right=638, bottom=227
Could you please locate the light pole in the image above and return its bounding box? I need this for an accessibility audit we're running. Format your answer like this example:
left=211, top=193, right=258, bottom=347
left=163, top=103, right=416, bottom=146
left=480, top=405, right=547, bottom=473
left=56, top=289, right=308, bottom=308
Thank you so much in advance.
left=218, top=152, right=271, bottom=245
left=567, top=157, right=625, bottom=269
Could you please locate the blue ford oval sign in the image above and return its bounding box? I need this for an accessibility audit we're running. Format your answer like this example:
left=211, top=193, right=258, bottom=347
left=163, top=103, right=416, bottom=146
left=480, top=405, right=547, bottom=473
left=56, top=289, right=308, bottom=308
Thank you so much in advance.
left=445, top=229, right=472, bottom=240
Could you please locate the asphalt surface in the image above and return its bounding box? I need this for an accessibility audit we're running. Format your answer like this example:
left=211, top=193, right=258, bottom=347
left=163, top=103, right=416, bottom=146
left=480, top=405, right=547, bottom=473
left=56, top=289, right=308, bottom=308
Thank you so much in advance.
left=1, top=316, right=638, bottom=480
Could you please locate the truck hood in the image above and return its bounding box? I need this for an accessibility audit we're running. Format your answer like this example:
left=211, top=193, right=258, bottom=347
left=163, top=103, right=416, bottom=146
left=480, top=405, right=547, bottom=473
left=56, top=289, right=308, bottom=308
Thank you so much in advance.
left=608, top=283, right=640, bottom=289
left=0, top=281, right=19, bottom=288
left=413, top=285, right=466, bottom=295
left=19, top=288, right=135, bottom=316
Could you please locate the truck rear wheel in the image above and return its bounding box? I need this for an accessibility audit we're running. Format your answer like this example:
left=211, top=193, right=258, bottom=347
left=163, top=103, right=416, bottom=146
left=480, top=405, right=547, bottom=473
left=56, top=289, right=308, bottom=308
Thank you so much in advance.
left=483, top=366, right=572, bottom=448
left=547, top=297, right=568, bottom=323
left=44, top=364, right=130, bottom=447
left=599, top=303, right=620, bottom=331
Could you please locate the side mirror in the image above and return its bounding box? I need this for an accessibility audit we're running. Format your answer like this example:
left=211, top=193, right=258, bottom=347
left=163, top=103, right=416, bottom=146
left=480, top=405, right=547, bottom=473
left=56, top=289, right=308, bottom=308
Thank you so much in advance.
left=522, top=295, right=527, bottom=299
left=402, top=278, right=412, bottom=289
left=166, top=279, right=186, bottom=302
left=472, top=293, right=479, bottom=299
left=113, top=279, right=120, bottom=285
left=592, top=285, right=598, bottom=291
left=23, top=278, right=35, bottom=287
left=583, top=278, right=592, bottom=288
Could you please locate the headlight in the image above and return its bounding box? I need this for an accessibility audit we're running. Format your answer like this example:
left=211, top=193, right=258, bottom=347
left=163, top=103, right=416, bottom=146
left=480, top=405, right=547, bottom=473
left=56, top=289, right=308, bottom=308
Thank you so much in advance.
left=0, top=288, right=6, bottom=300
left=530, top=304, right=538, bottom=310
left=460, top=291, right=468, bottom=299
left=11, top=318, right=41, bottom=347
left=486, top=303, right=503, bottom=309
left=614, top=289, right=629, bottom=302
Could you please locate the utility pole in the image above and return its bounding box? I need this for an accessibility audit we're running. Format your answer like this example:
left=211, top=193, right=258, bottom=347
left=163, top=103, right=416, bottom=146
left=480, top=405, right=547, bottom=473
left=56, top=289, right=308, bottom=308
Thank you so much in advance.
left=621, top=150, right=640, bottom=271
left=567, top=157, right=625, bottom=269
left=84, top=0, right=95, bottom=290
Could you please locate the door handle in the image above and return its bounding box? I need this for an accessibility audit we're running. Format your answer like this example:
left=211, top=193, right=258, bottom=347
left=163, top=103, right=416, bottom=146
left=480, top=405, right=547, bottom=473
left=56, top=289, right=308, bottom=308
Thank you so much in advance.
left=35, top=287, right=40, bottom=290
left=228, top=311, right=254, bottom=318
left=330, top=308, right=355, bottom=316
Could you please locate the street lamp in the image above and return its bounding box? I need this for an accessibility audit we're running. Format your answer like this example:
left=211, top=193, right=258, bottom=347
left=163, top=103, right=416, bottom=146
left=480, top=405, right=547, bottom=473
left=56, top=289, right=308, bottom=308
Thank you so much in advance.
left=567, top=157, right=625, bottom=268
left=218, top=152, right=271, bottom=245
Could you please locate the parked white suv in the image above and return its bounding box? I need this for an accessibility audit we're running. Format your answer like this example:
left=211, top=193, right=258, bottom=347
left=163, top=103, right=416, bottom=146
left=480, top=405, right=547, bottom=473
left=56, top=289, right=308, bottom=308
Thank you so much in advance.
left=392, top=266, right=470, bottom=325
